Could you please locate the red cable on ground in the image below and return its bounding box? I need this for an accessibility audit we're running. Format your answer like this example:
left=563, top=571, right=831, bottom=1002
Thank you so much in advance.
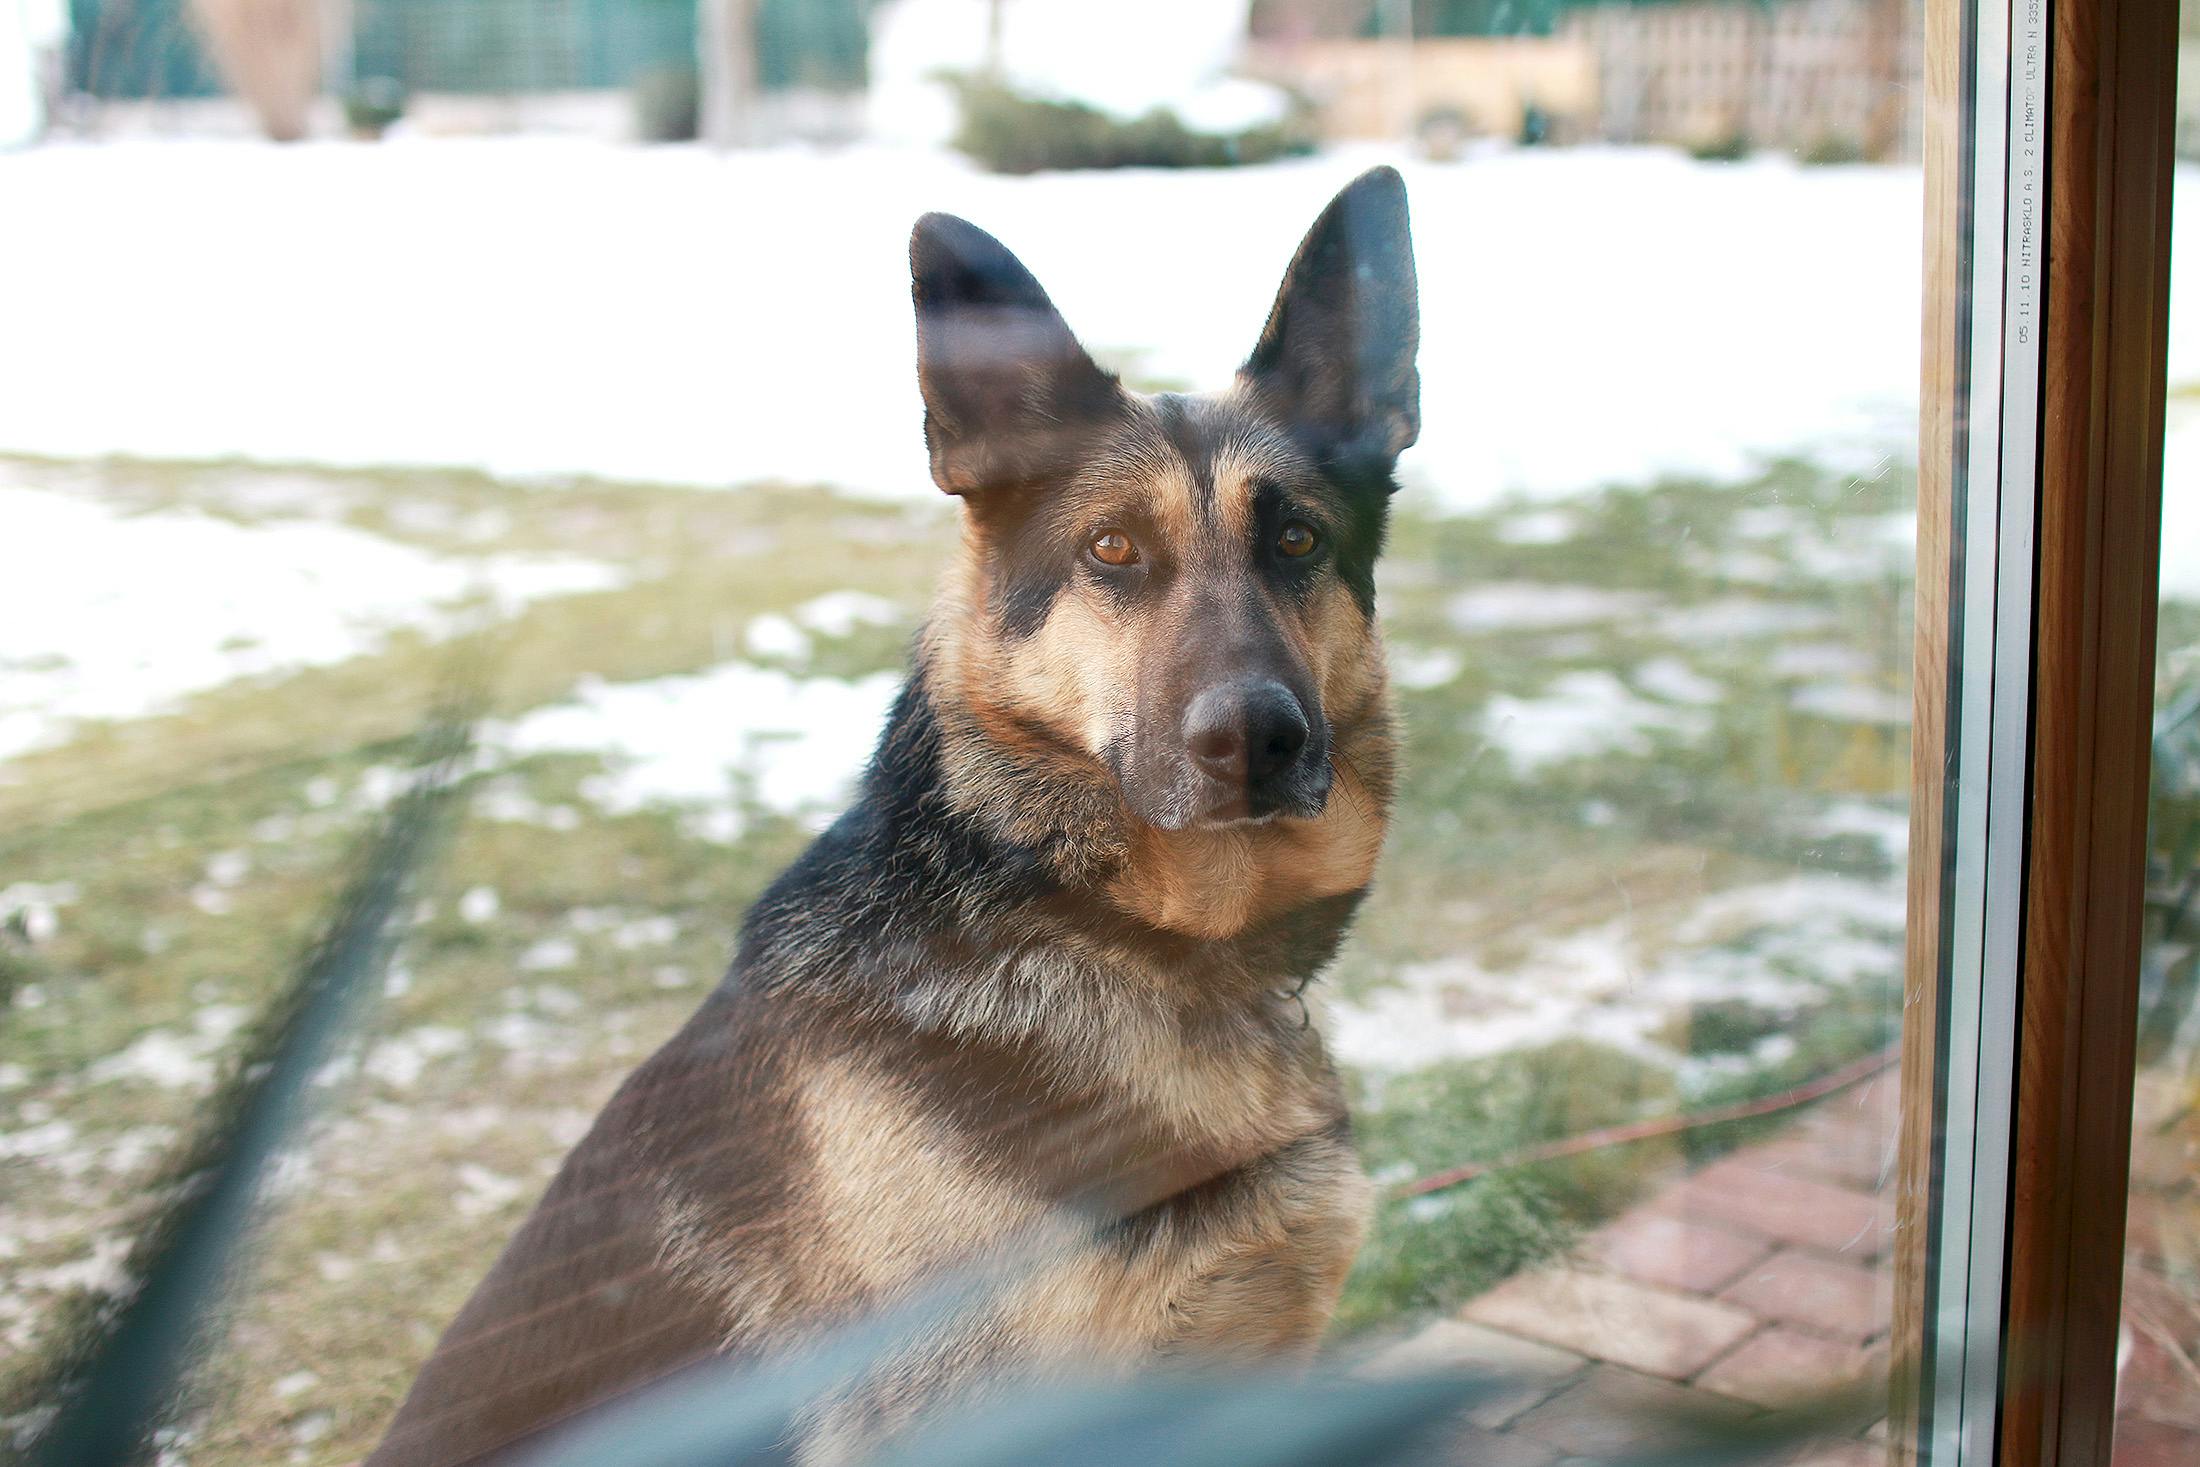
left=1387, top=1042, right=1901, bottom=1202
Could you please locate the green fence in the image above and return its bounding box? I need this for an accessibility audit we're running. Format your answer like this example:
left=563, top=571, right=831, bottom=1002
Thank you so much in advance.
left=352, top=0, right=695, bottom=93
left=68, top=0, right=223, bottom=99
left=65, top=0, right=872, bottom=101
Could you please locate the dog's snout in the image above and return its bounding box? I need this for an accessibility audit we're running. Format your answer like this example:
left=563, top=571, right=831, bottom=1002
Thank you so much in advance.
left=1185, top=680, right=1309, bottom=784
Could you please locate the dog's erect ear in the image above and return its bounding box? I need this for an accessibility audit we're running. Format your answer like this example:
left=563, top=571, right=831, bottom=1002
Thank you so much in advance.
left=910, top=213, right=1125, bottom=498
left=1241, top=167, right=1420, bottom=481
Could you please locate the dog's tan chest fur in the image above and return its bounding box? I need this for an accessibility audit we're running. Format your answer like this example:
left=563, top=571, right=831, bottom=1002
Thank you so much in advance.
left=771, top=1041, right=1371, bottom=1462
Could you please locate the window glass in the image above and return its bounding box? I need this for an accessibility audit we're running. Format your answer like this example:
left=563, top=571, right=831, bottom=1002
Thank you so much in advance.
left=1, top=2, right=1927, bottom=1463
left=2113, top=150, right=2200, bottom=1467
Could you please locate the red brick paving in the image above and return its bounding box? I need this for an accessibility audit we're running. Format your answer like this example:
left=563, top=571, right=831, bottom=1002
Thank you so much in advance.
left=1462, top=1266, right=1759, bottom=1381
left=1648, top=1154, right=1892, bottom=1258
left=1364, top=1318, right=1586, bottom=1429
left=1408, top=1085, right=1898, bottom=1461
left=1401, top=1067, right=2200, bottom=1465
left=2110, top=1416, right=2200, bottom=1467
left=1692, top=1326, right=1876, bottom=1408
left=1589, top=1209, right=1775, bottom=1294
left=2114, top=1071, right=2200, bottom=1465
left=1504, top=1363, right=1750, bottom=1458
left=1785, top=1441, right=1881, bottom=1467
left=1721, top=1247, right=1891, bottom=1343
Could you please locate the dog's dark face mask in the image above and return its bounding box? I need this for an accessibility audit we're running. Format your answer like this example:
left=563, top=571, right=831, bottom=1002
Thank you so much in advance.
left=909, top=169, right=1420, bottom=832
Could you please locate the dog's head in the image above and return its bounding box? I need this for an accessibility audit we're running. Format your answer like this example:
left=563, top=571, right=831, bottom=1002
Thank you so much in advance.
left=912, top=168, right=1417, bottom=833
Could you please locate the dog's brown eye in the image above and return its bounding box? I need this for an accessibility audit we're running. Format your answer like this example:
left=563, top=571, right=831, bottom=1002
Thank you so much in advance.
left=1277, top=521, right=1319, bottom=558
left=1089, top=530, right=1140, bottom=567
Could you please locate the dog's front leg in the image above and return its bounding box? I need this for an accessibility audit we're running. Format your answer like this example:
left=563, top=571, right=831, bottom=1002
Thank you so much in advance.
left=1155, top=1131, right=1373, bottom=1364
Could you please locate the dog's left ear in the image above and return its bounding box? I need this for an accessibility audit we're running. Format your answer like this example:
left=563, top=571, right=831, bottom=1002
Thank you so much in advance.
left=911, top=212, right=1126, bottom=498
left=1241, top=167, right=1420, bottom=481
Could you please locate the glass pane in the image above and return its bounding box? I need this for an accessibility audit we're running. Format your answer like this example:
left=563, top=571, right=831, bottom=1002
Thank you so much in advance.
left=2, top=2, right=1932, bottom=1464
left=2114, top=157, right=2200, bottom=1466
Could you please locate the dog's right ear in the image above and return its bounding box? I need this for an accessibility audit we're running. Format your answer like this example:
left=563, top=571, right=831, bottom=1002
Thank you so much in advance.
left=911, top=213, right=1125, bottom=498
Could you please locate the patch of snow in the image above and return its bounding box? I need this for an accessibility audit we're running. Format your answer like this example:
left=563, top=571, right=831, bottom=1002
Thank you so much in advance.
left=742, top=592, right=907, bottom=666
left=1811, top=798, right=1911, bottom=860
left=0, top=482, right=625, bottom=763
left=1770, top=642, right=1873, bottom=679
left=485, top=663, right=903, bottom=841
left=1653, top=598, right=1833, bottom=641
left=1493, top=508, right=1579, bottom=546
left=0, top=142, right=1923, bottom=523
left=3, top=1234, right=133, bottom=1313
left=88, top=1031, right=212, bottom=1089
left=1787, top=518, right=1914, bottom=584
left=744, top=613, right=811, bottom=661
left=1481, top=670, right=1710, bottom=772
left=1389, top=644, right=1465, bottom=691
left=203, top=850, right=250, bottom=887
left=84, top=1004, right=251, bottom=1092
left=1633, top=657, right=1722, bottom=706
left=792, top=589, right=907, bottom=638
left=1448, top=584, right=1658, bottom=632
left=0, top=1118, right=77, bottom=1163
left=0, top=881, right=76, bottom=944
left=614, top=915, right=679, bottom=949
left=471, top=780, right=582, bottom=829
left=1791, top=682, right=1909, bottom=726
left=517, top=937, right=579, bottom=972
left=363, top=1025, right=469, bottom=1090
left=1330, top=872, right=1903, bottom=1073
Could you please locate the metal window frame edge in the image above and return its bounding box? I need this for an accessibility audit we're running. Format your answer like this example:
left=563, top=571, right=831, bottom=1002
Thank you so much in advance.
left=1923, top=0, right=2051, bottom=1458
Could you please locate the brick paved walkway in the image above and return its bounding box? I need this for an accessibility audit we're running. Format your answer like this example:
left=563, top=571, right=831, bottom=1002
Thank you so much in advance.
left=1367, top=1061, right=2200, bottom=1465
left=1366, top=1068, right=1898, bottom=1464
left=2115, top=1071, right=2200, bottom=1467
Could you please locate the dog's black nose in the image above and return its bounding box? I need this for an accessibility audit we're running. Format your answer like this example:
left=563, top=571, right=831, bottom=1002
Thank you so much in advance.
left=1185, top=680, right=1309, bottom=784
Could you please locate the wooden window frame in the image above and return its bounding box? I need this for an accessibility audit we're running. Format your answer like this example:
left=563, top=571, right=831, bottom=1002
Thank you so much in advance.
left=1893, top=0, right=2177, bottom=1459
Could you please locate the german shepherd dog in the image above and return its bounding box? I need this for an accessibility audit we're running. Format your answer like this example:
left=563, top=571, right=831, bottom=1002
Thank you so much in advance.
left=369, top=166, right=1419, bottom=1466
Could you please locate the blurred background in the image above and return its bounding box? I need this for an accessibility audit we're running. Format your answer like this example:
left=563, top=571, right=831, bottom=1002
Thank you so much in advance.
left=0, top=2, right=2194, bottom=1464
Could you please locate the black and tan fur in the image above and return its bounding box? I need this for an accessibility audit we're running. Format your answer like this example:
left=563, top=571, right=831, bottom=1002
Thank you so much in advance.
left=368, top=166, right=1420, bottom=1466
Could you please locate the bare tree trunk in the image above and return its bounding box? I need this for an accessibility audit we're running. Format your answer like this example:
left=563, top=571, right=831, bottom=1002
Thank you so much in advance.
left=191, top=0, right=322, bottom=142
left=700, top=0, right=760, bottom=148
left=984, top=0, right=1005, bottom=79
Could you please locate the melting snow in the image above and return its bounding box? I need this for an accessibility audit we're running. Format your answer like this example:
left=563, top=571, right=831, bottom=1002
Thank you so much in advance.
left=485, top=663, right=903, bottom=841
left=1791, top=681, right=1910, bottom=725
left=0, top=882, right=77, bottom=944
left=85, top=1004, right=252, bottom=1091
left=1448, top=584, right=1659, bottom=632
left=0, top=141, right=1922, bottom=515
left=1481, top=670, right=1710, bottom=772
left=1329, top=871, right=1904, bottom=1073
left=1389, top=644, right=1466, bottom=691
left=0, top=482, right=625, bottom=764
left=1633, top=657, right=1723, bottom=706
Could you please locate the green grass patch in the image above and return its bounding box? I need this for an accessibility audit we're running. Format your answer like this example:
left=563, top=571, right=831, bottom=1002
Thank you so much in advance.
left=0, top=447, right=1919, bottom=1462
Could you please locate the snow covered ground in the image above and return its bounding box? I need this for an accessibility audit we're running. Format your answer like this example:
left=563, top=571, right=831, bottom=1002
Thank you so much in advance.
left=481, top=593, right=908, bottom=843
left=3, top=136, right=2188, bottom=582
left=1329, top=860, right=1906, bottom=1079
left=0, top=475, right=624, bottom=765
left=0, top=139, right=1920, bottom=512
